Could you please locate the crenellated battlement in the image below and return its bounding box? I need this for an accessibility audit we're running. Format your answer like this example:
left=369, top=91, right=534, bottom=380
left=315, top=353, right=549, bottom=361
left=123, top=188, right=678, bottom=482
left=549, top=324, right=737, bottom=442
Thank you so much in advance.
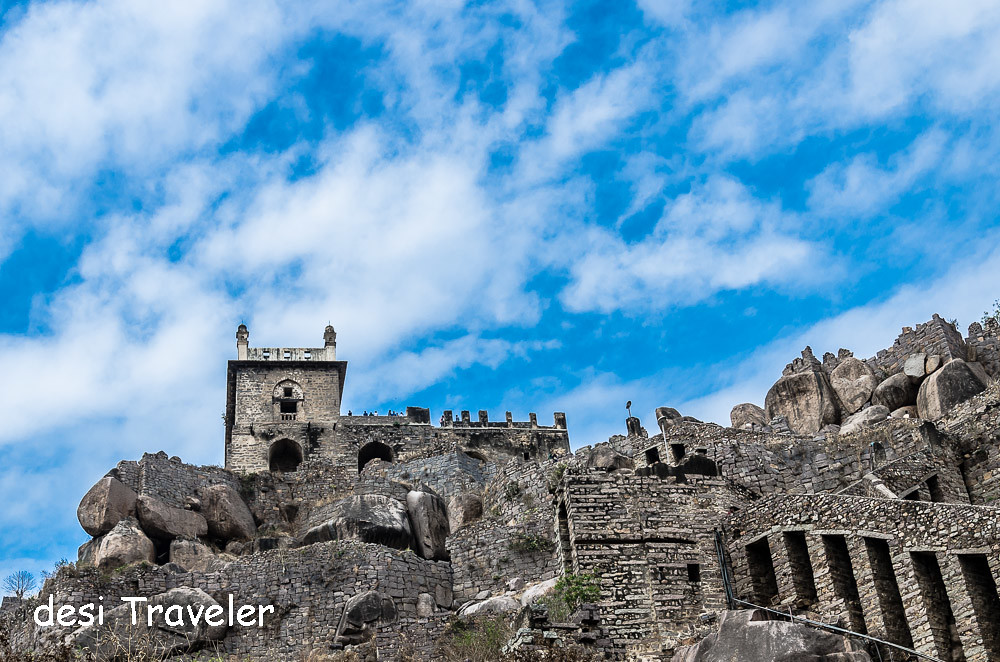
left=438, top=409, right=567, bottom=430
left=244, top=347, right=333, bottom=361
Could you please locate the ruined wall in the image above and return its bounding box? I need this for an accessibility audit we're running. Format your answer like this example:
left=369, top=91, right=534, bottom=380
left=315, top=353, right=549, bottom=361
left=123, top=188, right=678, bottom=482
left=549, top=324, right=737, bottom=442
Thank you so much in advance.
left=938, top=383, right=1000, bottom=507
left=10, top=541, right=452, bottom=661
left=631, top=418, right=951, bottom=499
left=867, top=314, right=968, bottom=376
left=446, top=458, right=563, bottom=603
left=558, top=470, right=747, bottom=648
left=113, top=453, right=240, bottom=510
left=377, top=451, right=496, bottom=500
left=728, top=493, right=1000, bottom=662
left=837, top=448, right=970, bottom=503
left=447, top=516, right=560, bottom=603
left=968, top=320, right=1000, bottom=378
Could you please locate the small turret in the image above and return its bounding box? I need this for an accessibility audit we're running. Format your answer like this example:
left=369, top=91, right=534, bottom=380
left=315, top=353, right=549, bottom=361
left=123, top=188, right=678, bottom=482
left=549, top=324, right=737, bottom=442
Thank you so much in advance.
left=236, top=324, right=249, bottom=360
left=324, top=325, right=337, bottom=360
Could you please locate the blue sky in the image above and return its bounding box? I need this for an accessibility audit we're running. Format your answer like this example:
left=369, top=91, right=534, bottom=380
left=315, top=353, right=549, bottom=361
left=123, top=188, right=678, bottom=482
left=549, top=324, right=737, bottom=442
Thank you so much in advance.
left=3, top=0, right=1000, bottom=583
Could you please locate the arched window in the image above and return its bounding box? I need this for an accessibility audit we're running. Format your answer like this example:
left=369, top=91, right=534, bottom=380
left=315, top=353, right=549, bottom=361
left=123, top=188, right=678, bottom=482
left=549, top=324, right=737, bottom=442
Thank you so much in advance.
left=358, top=441, right=393, bottom=473
left=269, top=439, right=303, bottom=472
left=273, top=379, right=303, bottom=421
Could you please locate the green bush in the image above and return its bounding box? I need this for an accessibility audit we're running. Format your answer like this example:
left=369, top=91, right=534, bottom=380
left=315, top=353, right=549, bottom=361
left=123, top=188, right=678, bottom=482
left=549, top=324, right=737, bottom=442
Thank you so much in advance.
left=508, top=534, right=555, bottom=554
left=540, top=572, right=601, bottom=622
left=504, top=482, right=522, bottom=500
left=439, top=616, right=513, bottom=662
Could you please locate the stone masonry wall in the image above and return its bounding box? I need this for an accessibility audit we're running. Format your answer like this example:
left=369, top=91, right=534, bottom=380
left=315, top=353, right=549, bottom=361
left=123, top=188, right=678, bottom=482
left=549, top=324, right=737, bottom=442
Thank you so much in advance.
left=631, top=418, right=944, bottom=498
left=938, top=382, right=1000, bottom=506
left=967, top=320, right=1000, bottom=378
left=559, top=470, right=747, bottom=648
left=727, top=493, right=1000, bottom=662
left=9, top=541, right=452, bottom=661
left=114, top=453, right=240, bottom=510
left=867, top=314, right=968, bottom=376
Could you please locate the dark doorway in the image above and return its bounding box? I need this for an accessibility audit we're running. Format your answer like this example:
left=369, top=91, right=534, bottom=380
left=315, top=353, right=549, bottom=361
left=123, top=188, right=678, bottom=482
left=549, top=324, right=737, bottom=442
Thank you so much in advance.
left=821, top=535, right=867, bottom=634
left=746, top=537, right=779, bottom=606
left=958, top=554, right=1000, bottom=661
left=864, top=537, right=913, bottom=648
left=358, top=441, right=393, bottom=473
left=269, top=439, right=303, bottom=472
left=911, top=551, right=966, bottom=661
left=782, top=531, right=817, bottom=605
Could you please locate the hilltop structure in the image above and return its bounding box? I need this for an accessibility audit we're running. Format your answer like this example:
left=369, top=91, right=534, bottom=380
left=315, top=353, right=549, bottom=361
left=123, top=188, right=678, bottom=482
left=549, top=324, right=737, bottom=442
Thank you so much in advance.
left=3, top=314, right=1000, bottom=661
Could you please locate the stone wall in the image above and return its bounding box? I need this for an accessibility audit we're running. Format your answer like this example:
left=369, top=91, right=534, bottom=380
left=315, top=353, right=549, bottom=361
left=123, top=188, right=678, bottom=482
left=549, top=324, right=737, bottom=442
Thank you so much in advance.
left=630, top=418, right=947, bottom=499
left=9, top=541, right=452, bottom=661
left=938, top=382, right=1000, bottom=506
left=967, top=320, right=1000, bottom=378
left=557, top=469, right=746, bottom=648
left=727, top=493, right=1000, bottom=662
left=447, top=516, right=560, bottom=603
left=113, top=452, right=240, bottom=510
left=867, top=314, right=968, bottom=376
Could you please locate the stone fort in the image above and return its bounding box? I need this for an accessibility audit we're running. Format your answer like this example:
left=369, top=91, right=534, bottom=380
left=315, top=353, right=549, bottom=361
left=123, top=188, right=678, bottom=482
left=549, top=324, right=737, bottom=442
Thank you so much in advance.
left=225, top=323, right=569, bottom=475
left=4, top=313, right=1000, bottom=662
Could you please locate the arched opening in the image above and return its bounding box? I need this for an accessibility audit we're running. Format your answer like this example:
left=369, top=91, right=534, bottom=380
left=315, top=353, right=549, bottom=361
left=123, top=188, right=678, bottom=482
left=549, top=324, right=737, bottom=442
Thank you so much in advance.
left=272, top=379, right=303, bottom=421
left=269, top=439, right=303, bottom=472
left=462, top=449, right=489, bottom=463
left=358, top=441, right=393, bottom=473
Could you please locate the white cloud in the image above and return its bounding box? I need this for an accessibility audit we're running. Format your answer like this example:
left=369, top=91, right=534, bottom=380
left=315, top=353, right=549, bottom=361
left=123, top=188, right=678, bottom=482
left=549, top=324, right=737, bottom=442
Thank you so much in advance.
left=847, top=0, right=1000, bottom=118
left=517, top=59, right=655, bottom=182
left=0, top=0, right=299, bottom=225
left=635, top=0, right=691, bottom=28
left=560, top=176, right=823, bottom=313
left=807, top=129, right=948, bottom=216
left=680, top=0, right=1000, bottom=158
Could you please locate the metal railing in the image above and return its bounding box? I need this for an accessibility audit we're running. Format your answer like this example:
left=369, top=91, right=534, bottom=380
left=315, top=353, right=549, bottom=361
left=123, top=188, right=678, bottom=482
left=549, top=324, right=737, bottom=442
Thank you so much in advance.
left=730, top=598, right=943, bottom=662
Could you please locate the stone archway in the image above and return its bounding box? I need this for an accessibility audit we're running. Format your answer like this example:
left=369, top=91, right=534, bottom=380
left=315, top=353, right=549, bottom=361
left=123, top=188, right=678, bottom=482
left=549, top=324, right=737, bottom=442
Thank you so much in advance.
left=358, top=441, right=393, bottom=473
left=462, top=449, right=489, bottom=463
left=269, top=438, right=303, bottom=472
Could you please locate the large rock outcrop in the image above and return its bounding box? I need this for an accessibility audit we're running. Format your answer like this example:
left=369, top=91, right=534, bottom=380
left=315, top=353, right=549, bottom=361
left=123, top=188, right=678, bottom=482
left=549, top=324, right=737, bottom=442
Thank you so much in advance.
left=871, top=372, right=918, bottom=411
left=457, top=595, right=521, bottom=619
left=447, top=493, right=483, bottom=532
left=200, top=484, right=256, bottom=542
left=303, top=495, right=412, bottom=550
left=336, top=590, right=398, bottom=645
left=829, top=357, right=877, bottom=415
left=69, top=587, right=227, bottom=658
left=94, top=517, right=156, bottom=571
left=838, top=405, right=890, bottom=436
left=77, top=476, right=137, bottom=537
left=916, top=358, right=987, bottom=420
left=764, top=370, right=840, bottom=435
left=586, top=444, right=634, bottom=472
left=672, top=610, right=870, bottom=662
left=137, top=495, right=208, bottom=541
left=730, top=403, right=767, bottom=430
left=169, top=539, right=222, bottom=573
left=406, top=490, right=450, bottom=561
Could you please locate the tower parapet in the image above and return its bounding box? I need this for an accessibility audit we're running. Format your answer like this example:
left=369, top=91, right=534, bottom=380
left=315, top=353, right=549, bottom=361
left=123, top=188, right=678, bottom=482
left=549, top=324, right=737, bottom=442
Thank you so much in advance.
left=225, top=324, right=348, bottom=473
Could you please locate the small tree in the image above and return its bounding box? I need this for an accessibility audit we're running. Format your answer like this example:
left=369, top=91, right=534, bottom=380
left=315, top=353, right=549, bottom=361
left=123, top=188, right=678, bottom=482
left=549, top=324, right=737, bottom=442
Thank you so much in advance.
left=3, top=571, right=37, bottom=599
left=984, top=299, right=1000, bottom=326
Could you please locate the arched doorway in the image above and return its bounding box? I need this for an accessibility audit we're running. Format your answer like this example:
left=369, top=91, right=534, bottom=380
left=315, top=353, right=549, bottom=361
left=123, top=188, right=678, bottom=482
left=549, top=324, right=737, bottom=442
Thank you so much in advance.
left=269, top=439, right=303, bottom=472
left=358, top=441, right=393, bottom=473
